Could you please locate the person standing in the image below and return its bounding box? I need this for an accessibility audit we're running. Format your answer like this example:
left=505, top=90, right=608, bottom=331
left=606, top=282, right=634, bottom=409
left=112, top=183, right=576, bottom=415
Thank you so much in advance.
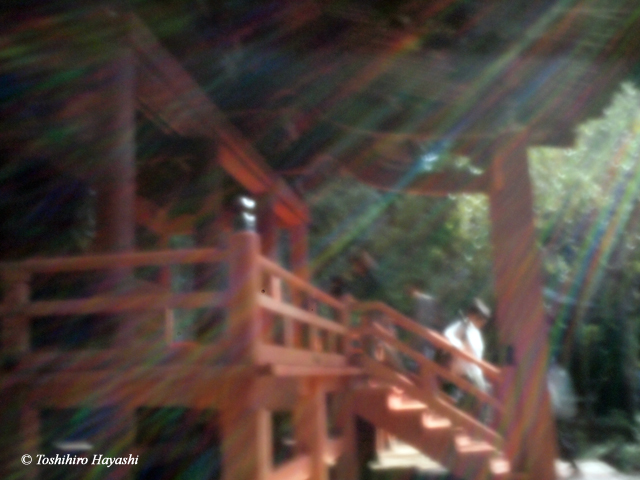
left=443, top=299, right=491, bottom=415
left=347, top=251, right=403, bottom=370
left=406, top=281, right=442, bottom=360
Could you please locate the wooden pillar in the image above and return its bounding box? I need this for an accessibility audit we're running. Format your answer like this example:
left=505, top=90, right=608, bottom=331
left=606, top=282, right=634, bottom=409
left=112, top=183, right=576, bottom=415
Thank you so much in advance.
left=104, top=408, right=138, bottom=480
left=258, top=194, right=278, bottom=260
left=221, top=381, right=272, bottom=480
left=88, top=33, right=137, bottom=348
left=156, top=236, right=175, bottom=344
left=1, top=270, right=31, bottom=356
left=228, top=231, right=262, bottom=363
left=488, top=133, right=558, bottom=479
left=20, top=405, right=40, bottom=480
left=92, top=45, right=136, bottom=257
left=333, top=390, right=359, bottom=480
left=289, top=223, right=310, bottom=280
left=294, top=378, right=329, bottom=480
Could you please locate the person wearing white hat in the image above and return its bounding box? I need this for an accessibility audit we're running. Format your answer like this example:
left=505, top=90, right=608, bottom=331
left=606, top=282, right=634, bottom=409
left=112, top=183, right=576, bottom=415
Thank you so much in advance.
left=443, top=298, right=491, bottom=414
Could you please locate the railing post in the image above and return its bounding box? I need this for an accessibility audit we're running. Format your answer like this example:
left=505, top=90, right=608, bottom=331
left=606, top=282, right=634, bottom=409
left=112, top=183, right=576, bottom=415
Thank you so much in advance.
left=1, top=269, right=31, bottom=357
left=221, top=380, right=272, bottom=480
left=228, top=231, right=262, bottom=364
left=20, top=404, right=39, bottom=480
left=333, top=388, right=359, bottom=480
left=294, top=378, right=329, bottom=480
left=339, top=302, right=352, bottom=357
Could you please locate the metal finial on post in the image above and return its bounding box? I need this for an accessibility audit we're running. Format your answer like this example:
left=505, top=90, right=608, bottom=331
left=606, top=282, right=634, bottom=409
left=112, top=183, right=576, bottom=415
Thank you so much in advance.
left=235, top=195, right=257, bottom=232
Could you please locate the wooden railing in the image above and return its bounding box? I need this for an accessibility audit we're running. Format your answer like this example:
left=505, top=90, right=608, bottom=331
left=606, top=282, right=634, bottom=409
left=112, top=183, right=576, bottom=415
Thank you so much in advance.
left=255, top=256, right=350, bottom=369
left=351, top=301, right=505, bottom=448
left=0, top=232, right=353, bottom=373
left=0, top=231, right=354, bottom=480
left=0, top=247, right=230, bottom=367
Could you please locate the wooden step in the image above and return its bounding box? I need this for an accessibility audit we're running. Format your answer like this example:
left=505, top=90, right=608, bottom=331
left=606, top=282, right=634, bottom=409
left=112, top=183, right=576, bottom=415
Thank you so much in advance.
left=422, top=412, right=452, bottom=430
left=353, top=388, right=455, bottom=466
left=353, top=386, right=513, bottom=480
left=454, top=434, right=496, bottom=454
left=387, top=391, right=428, bottom=411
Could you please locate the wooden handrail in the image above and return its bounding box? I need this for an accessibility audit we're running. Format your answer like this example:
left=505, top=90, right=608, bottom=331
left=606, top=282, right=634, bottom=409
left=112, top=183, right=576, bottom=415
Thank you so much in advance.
left=366, top=324, right=503, bottom=411
left=0, top=247, right=225, bottom=274
left=0, top=291, right=226, bottom=317
left=355, top=301, right=501, bottom=382
left=258, top=295, right=347, bottom=335
left=358, top=355, right=503, bottom=447
left=258, top=256, right=344, bottom=310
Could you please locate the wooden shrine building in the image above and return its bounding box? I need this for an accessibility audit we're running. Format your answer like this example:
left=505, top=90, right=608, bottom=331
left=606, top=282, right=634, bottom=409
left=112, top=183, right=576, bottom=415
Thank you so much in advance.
left=3, top=1, right=640, bottom=479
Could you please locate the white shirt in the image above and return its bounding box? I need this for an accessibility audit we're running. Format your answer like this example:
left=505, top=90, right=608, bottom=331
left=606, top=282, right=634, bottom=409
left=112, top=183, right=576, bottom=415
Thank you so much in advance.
left=443, top=318, right=487, bottom=392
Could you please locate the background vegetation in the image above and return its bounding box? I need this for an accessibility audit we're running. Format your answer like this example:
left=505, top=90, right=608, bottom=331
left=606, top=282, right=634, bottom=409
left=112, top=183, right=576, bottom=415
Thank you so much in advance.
left=306, top=84, right=640, bottom=459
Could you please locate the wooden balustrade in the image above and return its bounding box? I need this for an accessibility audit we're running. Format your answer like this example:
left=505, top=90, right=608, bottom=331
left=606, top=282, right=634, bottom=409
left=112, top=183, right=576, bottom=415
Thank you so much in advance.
left=355, top=301, right=501, bottom=382
left=256, top=256, right=350, bottom=368
left=0, top=247, right=228, bottom=358
left=352, top=300, right=505, bottom=448
left=0, top=233, right=354, bottom=372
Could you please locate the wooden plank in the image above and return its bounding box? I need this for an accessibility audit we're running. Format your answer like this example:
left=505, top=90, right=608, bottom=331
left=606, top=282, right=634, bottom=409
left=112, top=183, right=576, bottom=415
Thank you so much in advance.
left=269, top=455, right=310, bottom=480
left=4, top=291, right=225, bottom=316
left=267, top=364, right=361, bottom=377
left=259, top=295, right=347, bottom=335
left=0, top=248, right=225, bottom=274
left=356, top=301, right=502, bottom=381
left=255, top=344, right=347, bottom=368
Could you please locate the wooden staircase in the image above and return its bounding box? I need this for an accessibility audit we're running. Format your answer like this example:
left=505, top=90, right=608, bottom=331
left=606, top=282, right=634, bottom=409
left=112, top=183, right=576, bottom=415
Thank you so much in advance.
left=352, top=385, right=513, bottom=480
left=349, top=303, right=529, bottom=480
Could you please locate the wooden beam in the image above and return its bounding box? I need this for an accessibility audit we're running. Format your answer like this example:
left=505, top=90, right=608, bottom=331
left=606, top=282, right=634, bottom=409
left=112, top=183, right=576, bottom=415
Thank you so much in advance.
left=352, top=169, right=491, bottom=197
left=254, top=344, right=347, bottom=369
left=130, top=16, right=308, bottom=227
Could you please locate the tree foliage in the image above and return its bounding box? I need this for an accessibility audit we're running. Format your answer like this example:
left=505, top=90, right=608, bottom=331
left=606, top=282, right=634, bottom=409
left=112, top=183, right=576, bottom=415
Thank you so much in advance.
left=306, top=176, right=493, bottom=319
